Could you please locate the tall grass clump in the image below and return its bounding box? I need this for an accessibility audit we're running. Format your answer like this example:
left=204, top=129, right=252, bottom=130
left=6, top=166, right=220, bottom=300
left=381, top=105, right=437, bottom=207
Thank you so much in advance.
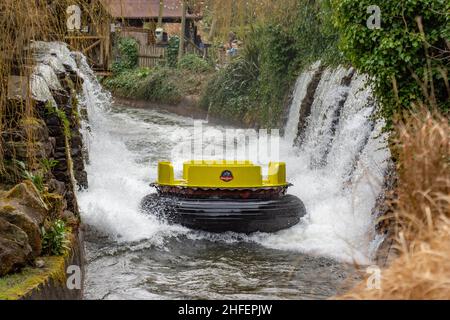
left=392, top=110, right=449, bottom=242
left=178, top=54, right=212, bottom=73
left=340, top=108, right=450, bottom=300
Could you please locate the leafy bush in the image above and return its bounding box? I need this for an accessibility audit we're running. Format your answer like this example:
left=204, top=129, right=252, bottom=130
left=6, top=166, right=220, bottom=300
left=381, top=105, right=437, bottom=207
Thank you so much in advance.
left=103, top=68, right=145, bottom=95
left=112, top=37, right=139, bottom=74
left=41, top=219, right=70, bottom=256
left=104, top=67, right=182, bottom=104
left=178, top=54, right=212, bottom=73
left=200, top=57, right=258, bottom=124
left=134, top=67, right=182, bottom=104
left=333, top=0, right=450, bottom=127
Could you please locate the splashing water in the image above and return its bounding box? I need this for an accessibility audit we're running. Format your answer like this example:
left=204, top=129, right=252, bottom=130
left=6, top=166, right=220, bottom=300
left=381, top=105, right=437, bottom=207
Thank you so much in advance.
left=255, top=70, right=390, bottom=264
left=73, top=54, right=187, bottom=244
left=69, top=51, right=390, bottom=264
left=284, top=61, right=321, bottom=145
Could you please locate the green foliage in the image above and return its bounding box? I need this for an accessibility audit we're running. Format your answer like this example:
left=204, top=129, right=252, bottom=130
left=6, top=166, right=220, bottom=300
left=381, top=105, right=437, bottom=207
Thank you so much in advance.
left=22, top=170, right=44, bottom=192
left=112, top=37, right=139, bottom=74
left=333, top=0, right=450, bottom=127
left=178, top=54, right=212, bottom=73
left=41, top=159, right=59, bottom=172
left=291, top=0, right=344, bottom=68
left=13, top=160, right=45, bottom=192
left=201, top=57, right=257, bottom=123
left=136, top=67, right=151, bottom=78
left=201, top=0, right=342, bottom=128
left=45, top=102, right=71, bottom=139
left=41, top=219, right=70, bottom=256
left=134, top=67, right=182, bottom=104
left=167, top=36, right=180, bottom=67
left=104, top=67, right=182, bottom=104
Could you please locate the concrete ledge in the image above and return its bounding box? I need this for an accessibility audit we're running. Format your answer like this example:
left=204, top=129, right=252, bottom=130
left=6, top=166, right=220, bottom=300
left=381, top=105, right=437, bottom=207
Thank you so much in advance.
left=0, top=230, right=85, bottom=300
left=114, top=96, right=208, bottom=120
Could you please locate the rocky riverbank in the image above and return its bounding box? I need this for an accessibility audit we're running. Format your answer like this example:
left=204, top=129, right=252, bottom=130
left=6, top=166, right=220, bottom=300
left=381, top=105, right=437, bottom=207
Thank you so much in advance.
left=0, top=42, right=88, bottom=300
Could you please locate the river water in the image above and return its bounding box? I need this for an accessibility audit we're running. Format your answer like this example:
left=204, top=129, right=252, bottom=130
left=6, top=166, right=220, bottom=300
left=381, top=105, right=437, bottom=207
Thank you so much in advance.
left=70, top=51, right=390, bottom=300
left=81, top=105, right=359, bottom=300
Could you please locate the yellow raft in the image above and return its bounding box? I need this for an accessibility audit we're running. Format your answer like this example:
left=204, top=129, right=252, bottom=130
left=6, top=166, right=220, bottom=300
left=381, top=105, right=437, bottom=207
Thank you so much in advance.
left=156, top=161, right=289, bottom=189
left=143, top=161, right=306, bottom=234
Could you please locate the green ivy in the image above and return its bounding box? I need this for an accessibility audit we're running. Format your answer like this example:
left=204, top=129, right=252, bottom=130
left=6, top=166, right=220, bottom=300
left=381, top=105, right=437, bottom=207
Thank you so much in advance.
left=112, top=37, right=139, bottom=74
left=333, top=0, right=450, bottom=127
left=167, top=36, right=180, bottom=68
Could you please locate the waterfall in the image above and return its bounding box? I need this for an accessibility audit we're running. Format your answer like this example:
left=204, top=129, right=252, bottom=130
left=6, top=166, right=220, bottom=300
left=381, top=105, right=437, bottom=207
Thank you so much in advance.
left=256, top=64, right=391, bottom=264
left=299, top=67, right=353, bottom=167
left=284, top=62, right=321, bottom=145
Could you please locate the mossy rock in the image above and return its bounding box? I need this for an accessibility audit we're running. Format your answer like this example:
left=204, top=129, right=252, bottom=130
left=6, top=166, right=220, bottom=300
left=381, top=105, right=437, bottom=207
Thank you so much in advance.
left=0, top=205, right=42, bottom=258
left=0, top=181, right=51, bottom=273
left=19, top=117, right=49, bottom=142
left=0, top=256, right=66, bottom=300
left=3, top=181, right=49, bottom=222
left=0, top=217, right=32, bottom=277
left=42, top=192, right=66, bottom=218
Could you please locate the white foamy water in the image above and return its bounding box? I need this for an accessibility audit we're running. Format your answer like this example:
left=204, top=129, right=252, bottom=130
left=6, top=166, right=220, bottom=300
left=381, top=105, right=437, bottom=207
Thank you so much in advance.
left=72, top=55, right=188, bottom=244
left=284, top=61, right=321, bottom=145
left=254, top=71, right=390, bottom=264
left=50, top=46, right=390, bottom=265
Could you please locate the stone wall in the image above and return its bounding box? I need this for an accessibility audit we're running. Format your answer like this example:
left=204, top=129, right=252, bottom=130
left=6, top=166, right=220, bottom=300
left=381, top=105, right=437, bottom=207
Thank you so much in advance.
left=0, top=43, right=88, bottom=299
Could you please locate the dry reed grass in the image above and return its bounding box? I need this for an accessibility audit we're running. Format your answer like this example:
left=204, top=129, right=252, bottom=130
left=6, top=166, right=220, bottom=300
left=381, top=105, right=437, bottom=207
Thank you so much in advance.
left=340, top=109, right=450, bottom=300
left=342, top=218, right=450, bottom=299
left=202, top=0, right=301, bottom=41
left=0, top=0, right=52, bottom=175
left=0, top=1, right=108, bottom=177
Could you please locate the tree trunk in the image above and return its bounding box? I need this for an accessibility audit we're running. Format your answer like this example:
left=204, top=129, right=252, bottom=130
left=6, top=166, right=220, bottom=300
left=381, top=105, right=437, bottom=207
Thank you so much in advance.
left=208, top=17, right=217, bottom=42
left=158, top=0, right=164, bottom=27
left=178, top=0, right=186, bottom=60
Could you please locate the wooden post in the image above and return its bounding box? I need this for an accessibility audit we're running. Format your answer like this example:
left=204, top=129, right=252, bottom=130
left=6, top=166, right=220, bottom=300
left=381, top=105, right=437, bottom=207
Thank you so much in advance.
left=104, top=19, right=111, bottom=70
left=158, top=0, right=164, bottom=27
left=208, top=17, right=217, bottom=42
left=178, top=0, right=187, bottom=60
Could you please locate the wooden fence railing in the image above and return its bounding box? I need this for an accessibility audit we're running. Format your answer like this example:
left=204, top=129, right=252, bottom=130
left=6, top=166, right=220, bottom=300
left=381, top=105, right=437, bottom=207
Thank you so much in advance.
left=138, top=45, right=166, bottom=68
left=137, top=40, right=211, bottom=69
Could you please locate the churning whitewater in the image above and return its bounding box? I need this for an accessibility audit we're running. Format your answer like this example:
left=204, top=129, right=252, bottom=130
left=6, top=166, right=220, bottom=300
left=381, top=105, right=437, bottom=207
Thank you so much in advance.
left=73, top=51, right=390, bottom=266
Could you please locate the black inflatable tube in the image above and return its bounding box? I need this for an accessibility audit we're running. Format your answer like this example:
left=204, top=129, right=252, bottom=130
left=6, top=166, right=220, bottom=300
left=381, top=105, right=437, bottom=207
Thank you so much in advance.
left=141, top=194, right=307, bottom=234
